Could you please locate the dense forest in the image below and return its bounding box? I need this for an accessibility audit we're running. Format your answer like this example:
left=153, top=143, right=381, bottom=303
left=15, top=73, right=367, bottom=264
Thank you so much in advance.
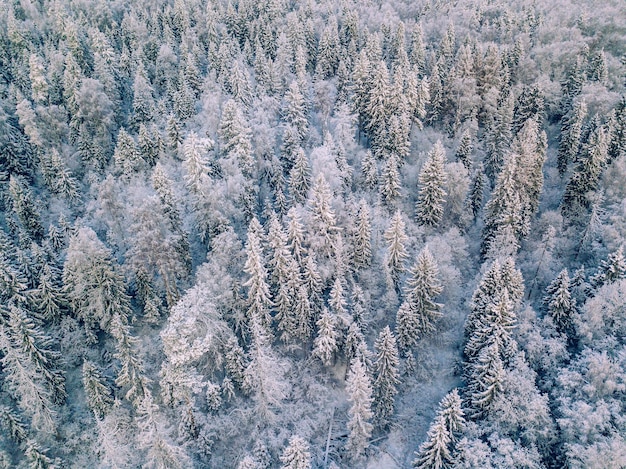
left=0, top=0, right=625, bottom=467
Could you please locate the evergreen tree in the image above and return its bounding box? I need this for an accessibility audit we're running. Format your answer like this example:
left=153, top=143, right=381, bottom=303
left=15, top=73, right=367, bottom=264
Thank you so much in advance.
left=384, top=211, right=409, bottom=290
left=543, top=269, right=576, bottom=335
left=561, top=126, right=609, bottom=222
left=113, top=128, right=142, bottom=179
left=466, top=340, right=505, bottom=418
left=608, top=96, right=626, bottom=162
left=466, top=165, right=485, bottom=221
left=243, top=317, right=289, bottom=418
left=9, top=176, right=44, bottom=241
left=412, top=414, right=452, bottom=469
left=243, top=218, right=273, bottom=332
left=309, top=174, right=337, bottom=255
left=313, top=308, right=338, bottom=366
left=380, top=152, right=402, bottom=206
left=352, top=199, right=372, bottom=269
left=455, top=129, right=472, bottom=171
left=220, top=99, right=254, bottom=177
left=373, top=326, right=400, bottom=429
left=289, top=147, right=311, bottom=204
left=345, top=358, right=374, bottom=461
left=361, top=150, right=379, bottom=190
left=365, top=60, right=391, bottom=147
left=589, top=246, right=626, bottom=290
left=182, top=131, right=213, bottom=194
left=557, top=100, right=586, bottom=176
left=82, top=360, right=113, bottom=419
left=416, top=141, right=448, bottom=227
left=283, top=81, right=308, bottom=141
left=396, top=248, right=443, bottom=350
left=280, top=436, right=311, bottom=469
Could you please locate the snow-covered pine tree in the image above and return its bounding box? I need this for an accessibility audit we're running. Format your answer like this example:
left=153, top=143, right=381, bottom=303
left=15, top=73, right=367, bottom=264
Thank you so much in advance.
left=289, top=147, right=311, bottom=204
left=373, top=326, right=400, bottom=429
left=412, top=414, right=452, bottom=469
left=416, top=141, right=447, bottom=227
left=589, top=246, right=626, bottom=290
left=543, top=269, right=576, bottom=335
left=345, top=358, right=374, bottom=461
left=384, top=211, right=409, bottom=291
left=82, top=360, right=113, bottom=419
left=309, top=174, right=337, bottom=256
left=396, top=248, right=443, bottom=350
left=352, top=199, right=372, bottom=269
left=561, top=126, right=609, bottom=223
left=243, top=218, right=273, bottom=333
left=280, top=436, right=311, bottom=469
left=455, top=129, right=473, bottom=171
left=113, top=128, right=142, bottom=179
left=219, top=99, right=254, bottom=177
left=313, top=308, right=339, bottom=366
left=557, top=100, right=586, bottom=176
left=380, top=152, right=402, bottom=206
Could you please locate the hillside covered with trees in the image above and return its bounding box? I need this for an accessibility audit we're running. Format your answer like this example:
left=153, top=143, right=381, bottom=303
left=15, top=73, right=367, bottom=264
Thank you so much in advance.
left=0, top=0, right=625, bottom=467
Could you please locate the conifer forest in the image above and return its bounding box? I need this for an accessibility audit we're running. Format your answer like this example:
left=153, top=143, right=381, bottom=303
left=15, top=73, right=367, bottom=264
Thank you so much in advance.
left=1, top=0, right=626, bottom=467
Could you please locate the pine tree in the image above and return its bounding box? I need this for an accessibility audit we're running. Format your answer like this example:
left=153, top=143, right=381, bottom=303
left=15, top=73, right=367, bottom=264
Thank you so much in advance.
left=280, top=436, right=311, bottom=469
left=543, top=269, right=575, bottom=335
left=412, top=414, right=452, bottom=469
left=373, top=326, right=400, bottom=429
left=589, top=247, right=626, bottom=290
left=113, top=128, right=142, bottom=179
left=416, top=141, right=448, bottom=227
left=587, top=50, right=608, bottom=84
left=557, top=100, right=586, bottom=176
left=289, top=147, right=311, bottom=204
left=40, top=149, right=80, bottom=202
left=283, top=81, right=308, bottom=141
left=361, top=150, right=379, bottom=190
left=309, top=174, right=337, bottom=255
left=484, top=90, right=513, bottom=185
left=466, top=165, right=485, bottom=221
left=8, top=176, right=44, bottom=241
left=243, top=218, right=273, bottom=332
left=365, top=60, right=391, bottom=147
left=313, top=308, right=338, bottom=366
left=286, top=207, right=306, bottom=265
left=136, top=394, right=191, bottom=469
left=561, top=126, right=608, bottom=222
left=439, top=389, right=465, bottom=439
left=345, top=358, right=374, bottom=461
left=243, top=317, right=289, bottom=418
left=380, top=152, right=402, bottom=205
left=33, top=264, right=66, bottom=322
left=466, top=340, right=505, bottom=417
left=455, top=129, right=473, bottom=171
left=384, top=211, right=409, bottom=290
left=225, top=337, right=246, bottom=388
left=219, top=99, right=254, bottom=177
left=396, top=248, right=443, bottom=350
left=352, top=199, right=372, bottom=269
left=82, top=360, right=113, bottom=419
left=608, top=96, right=626, bottom=162
left=182, top=131, right=213, bottom=194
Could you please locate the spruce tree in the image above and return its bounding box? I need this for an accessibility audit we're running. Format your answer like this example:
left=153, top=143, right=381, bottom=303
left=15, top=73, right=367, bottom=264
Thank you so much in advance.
left=412, top=414, right=452, bottom=469
left=345, top=358, right=374, bottom=461
left=243, top=218, right=273, bottom=332
left=543, top=269, right=576, bottom=335
left=380, top=152, right=402, bottom=206
left=561, top=126, right=608, bottom=222
left=8, top=176, right=44, bottom=241
left=82, top=360, right=113, bottom=419
left=416, top=141, right=447, bottom=227
left=313, top=308, right=338, bottom=366
left=396, top=248, right=443, bottom=350
left=280, top=436, right=311, bottom=469
left=384, top=211, right=409, bottom=290
left=455, top=129, right=472, bottom=171
left=373, top=326, right=400, bottom=429
left=352, top=199, right=372, bottom=269
left=361, top=150, right=379, bottom=190
left=289, top=147, right=311, bottom=204
left=557, top=100, right=586, bottom=176
left=589, top=247, right=626, bottom=290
